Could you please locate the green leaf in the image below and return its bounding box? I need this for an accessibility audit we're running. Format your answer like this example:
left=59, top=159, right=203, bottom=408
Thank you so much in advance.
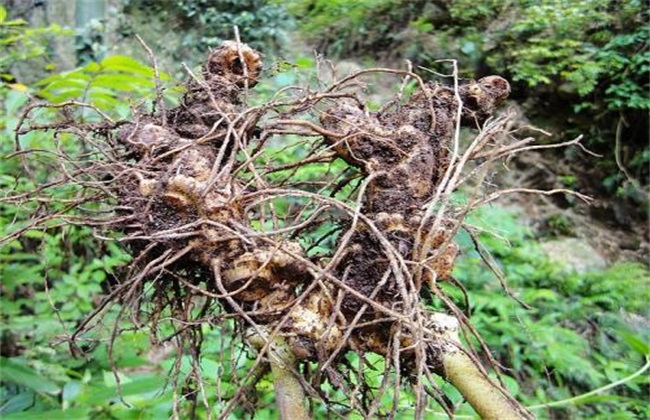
left=0, top=6, right=7, bottom=22
left=0, top=19, right=28, bottom=27
left=76, top=375, right=166, bottom=405
left=0, top=357, right=60, bottom=394
left=4, top=407, right=90, bottom=419
left=294, top=57, right=314, bottom=68
left=4, top=89, right=29, bottom=114
left=91, top=73, right=154, bottom=92
left=620, top=331, right=650, bottom=356
left=103, top=370, right=133, bottom=387
left=100, top=56, right=158, bottom=78
left=0, top=392, right=35, bottom=415
left=569, top=393, right=629, bottom=406
left=62, top=380, right=83, bottom=403
left=461, top=41, right=477, bottom=55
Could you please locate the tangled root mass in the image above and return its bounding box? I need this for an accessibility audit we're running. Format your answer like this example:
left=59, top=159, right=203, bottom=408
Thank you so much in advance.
left=12, top=41, right=533, bottom=417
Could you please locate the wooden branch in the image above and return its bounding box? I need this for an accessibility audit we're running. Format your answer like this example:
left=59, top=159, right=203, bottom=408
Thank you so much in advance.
left=270, top=339, right=311, bottom=420
left=430, top=314, right=535, bottom=419
left=248, top=331, right=310, bottom=420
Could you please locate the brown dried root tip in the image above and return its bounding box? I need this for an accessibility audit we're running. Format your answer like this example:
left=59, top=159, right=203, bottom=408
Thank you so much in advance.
left=222, top=252, right=272, bottom=301
left=138, top=177, right=158, bottom=197
left=375, top=212, right=408, bottom=232
left=287, top=291, right=344, bottom=358
left=162, top=175, right=201, bottom=209
left=462, top=76, right=511, bottom=121
left=204, top=40, right=263, bottom=87
left=430, top=314, right=534, bottom=419
left=478, top=76, right=511, bottom=103
left=427, top=243, right=459, bottom=280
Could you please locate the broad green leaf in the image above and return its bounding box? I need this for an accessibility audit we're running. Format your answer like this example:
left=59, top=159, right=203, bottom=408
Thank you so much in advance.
left=62, top=380, right=83, bottom=402
left=91, top=73, right=154, bottom=92
left=37, top=71, right=91, bottom=87
left=0, top=392, right=35, bottom=415
left=4, top=407, right=90, bottom=419
left=100, top=56, right=156, bottom=78
left=76, top=375, right=166, bottom=405
left=0, top=252, right=40, bottom=261
left=103, top=370, right=133, bottom=387
left=619, top=331, right=650, bottom=356
left=0, top=19, right=27, bottom=27
left=84, top=61, right=101, bottom=73
left=3, top=89, right=28, bottom=117
left=294, top=56, right=314, bottom=68
left=0, top=357, right=60, bottom=394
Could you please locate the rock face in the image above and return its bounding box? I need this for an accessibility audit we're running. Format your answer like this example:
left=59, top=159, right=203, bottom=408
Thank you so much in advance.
left=541, top=238, right=607, bottom=273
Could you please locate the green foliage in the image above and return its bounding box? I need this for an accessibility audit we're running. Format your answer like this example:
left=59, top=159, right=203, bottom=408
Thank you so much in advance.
left=480, top=1, right=649, bottom=112
left=285, top=0, right=650, bottom=202
left=0, top=17, right=185, bottom=418
left=0, top=5, right=72, bottom=82
left=282, top=0, right=419, bottom=58
left=598, top=28, right=650, bottom=111
left=75, top=18, right=107, bottom=66
left=287, top=0, right=649, bottom=112
left=447, top=206, right=650, bottom=417
left=35, top=54, right=172, bottom=118
left=245, top=132, right=356, bottom=256
left=283, top=0, right=382, bottom=52
left=0, top=22, right=331, bottom=417
left=287, top=0, right=648, bottom=109
left=121, top=0, right=293, bottom=60
left=543, top=214, right=575, bottom=237
left=0, top=86, right=134, bottom=419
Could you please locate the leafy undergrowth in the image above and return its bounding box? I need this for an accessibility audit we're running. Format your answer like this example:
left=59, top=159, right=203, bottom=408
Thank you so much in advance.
left=442, top=206, right=650, bottom=419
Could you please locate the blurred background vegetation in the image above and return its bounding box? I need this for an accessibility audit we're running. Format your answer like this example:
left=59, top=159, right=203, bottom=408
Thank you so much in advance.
left=1, top=0, right=648, bottom=418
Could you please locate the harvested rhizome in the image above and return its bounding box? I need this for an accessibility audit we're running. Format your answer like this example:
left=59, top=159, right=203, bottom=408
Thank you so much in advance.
left=8, top=41, right=588, bottom=419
